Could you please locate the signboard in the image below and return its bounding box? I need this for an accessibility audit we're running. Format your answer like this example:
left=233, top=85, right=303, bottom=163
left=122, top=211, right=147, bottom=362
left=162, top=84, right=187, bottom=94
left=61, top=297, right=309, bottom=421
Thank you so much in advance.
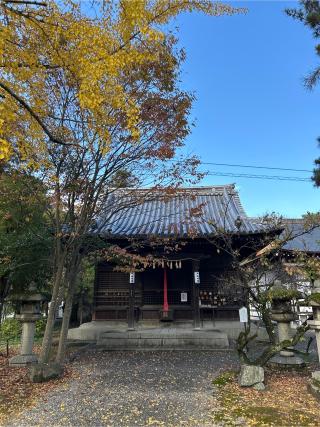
left=194, top=271, right=200, bottom=284
left=129, top=272, right=135, bottom=284
left=239, top=306, right=248, bottom=323
left=181, top=292, right=188, bottom=302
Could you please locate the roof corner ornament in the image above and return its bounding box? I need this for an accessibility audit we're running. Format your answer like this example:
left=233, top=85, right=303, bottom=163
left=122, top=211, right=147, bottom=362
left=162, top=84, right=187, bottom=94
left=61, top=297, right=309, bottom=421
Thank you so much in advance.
left=235, top=216, right=242, bottom=231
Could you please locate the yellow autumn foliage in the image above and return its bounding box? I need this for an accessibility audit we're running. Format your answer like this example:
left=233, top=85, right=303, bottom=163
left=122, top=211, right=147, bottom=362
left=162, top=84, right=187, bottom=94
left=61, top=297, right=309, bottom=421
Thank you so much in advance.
left=0, top=0, right=242, bottom=164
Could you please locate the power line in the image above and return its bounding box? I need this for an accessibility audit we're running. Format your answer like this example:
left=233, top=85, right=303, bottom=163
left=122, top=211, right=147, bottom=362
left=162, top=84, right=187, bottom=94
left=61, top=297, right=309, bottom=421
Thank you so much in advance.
left=207, top=171, right=312, bottom=182
left=202, top=162, right=313, bottom=173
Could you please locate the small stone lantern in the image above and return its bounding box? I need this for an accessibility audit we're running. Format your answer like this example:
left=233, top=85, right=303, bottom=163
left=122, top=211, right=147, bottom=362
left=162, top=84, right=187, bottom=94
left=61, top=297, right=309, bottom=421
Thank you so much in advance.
left=9, top=283, right=45, bottom=367
left=307, top=279, right=320, bottom=398
left=269, top=281, right=304, bottom=366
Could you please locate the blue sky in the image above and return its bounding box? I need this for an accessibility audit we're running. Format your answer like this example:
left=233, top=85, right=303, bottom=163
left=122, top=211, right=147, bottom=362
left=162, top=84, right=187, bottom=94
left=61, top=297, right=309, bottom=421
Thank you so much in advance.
left=173, top=0, right=319, bottom=218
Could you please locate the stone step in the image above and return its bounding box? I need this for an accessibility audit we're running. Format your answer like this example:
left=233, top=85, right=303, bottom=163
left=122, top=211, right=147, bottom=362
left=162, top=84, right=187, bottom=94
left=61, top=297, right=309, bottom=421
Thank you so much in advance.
left=97, top=328, right=229, bottom=349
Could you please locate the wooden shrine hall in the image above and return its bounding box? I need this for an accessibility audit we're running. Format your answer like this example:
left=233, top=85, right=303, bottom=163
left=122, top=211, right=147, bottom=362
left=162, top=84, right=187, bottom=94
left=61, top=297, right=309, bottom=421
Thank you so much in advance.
left=91, top=185, right=268, bottom=330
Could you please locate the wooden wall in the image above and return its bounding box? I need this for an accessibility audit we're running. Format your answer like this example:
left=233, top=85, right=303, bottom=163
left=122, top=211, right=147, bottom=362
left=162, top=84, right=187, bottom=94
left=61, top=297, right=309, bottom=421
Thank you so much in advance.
left=93, top=258, right=241, bottom=321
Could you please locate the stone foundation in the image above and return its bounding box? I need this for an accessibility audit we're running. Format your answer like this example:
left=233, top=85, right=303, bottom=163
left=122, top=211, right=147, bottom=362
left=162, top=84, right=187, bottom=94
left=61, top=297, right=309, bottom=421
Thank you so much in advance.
left=67, top=320, right=269, bottom=344
left=97, top=328, right=229, bottom=350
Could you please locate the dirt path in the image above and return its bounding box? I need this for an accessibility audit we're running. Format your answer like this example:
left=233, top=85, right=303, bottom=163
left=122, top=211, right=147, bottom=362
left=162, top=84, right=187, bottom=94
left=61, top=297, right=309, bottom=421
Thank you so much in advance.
left=6, top=349, right=238, bottom=427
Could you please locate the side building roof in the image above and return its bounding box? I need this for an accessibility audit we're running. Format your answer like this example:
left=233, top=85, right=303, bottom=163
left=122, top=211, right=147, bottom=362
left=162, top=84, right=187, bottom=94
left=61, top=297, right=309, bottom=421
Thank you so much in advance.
left=96, top=184, right=268, bottom=238
left=281, top=219, right=320, bottom=254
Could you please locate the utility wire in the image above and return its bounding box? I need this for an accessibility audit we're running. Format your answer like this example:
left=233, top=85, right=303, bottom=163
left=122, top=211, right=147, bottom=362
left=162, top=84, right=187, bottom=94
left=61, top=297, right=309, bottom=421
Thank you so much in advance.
left=202, top=162, right=313, bottom=173
left=207, top=171, right=312, bottom=182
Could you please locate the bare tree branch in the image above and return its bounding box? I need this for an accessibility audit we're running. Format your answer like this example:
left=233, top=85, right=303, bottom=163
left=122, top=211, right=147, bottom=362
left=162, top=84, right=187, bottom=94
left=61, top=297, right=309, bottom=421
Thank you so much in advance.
left=2, top=0, right=47, bottom=6
left=0, top=81, right=73, bottom=147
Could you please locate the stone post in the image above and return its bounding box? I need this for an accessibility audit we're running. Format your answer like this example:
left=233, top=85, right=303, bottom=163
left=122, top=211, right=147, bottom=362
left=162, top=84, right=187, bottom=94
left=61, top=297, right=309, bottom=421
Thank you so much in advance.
left=127, top=272, right=135, bottom=331
left=9, top=284, right=44, bottom=367
left=192, top=260, right=201, bottom=330
left=21, top=320, right=36, bottom=356
left=269, top=281, right=304, bottom=366
left=277, top=318, right=294, bottom=357
left=307, top=279, right=320, bottom=399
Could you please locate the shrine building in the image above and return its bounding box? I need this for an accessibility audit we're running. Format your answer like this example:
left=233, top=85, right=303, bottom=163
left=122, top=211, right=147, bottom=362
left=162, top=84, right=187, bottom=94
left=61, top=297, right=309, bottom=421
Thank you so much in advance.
left=90, top=185, right=269, bottom=330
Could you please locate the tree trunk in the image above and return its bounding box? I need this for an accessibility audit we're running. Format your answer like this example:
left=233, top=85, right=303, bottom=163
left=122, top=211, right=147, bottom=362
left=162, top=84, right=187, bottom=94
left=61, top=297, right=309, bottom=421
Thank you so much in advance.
left=39, top=253, right=65, bottom=364
left=237, top=321, right=309, bottom=367
left=0, top=301, right=3, bottom=325
left=0, top=276, right=10, bottom=325
left=237, top=326, right=258, bottom=365
left=39, top=182, right=66, bottom=365
left=260, top=306, right=276, bottom=344
left=78, top=294, right=83, bottom=325
left=55, top=254, right=81, bottom=365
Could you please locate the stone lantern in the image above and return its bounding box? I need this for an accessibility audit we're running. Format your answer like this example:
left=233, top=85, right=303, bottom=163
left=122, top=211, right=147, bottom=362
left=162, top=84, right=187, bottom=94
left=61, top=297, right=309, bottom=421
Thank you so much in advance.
left=9, top=283, right=45, bottom=367
left=269, top=281, right=304, bottom=366
left=307, top=279, right=320, bottom=398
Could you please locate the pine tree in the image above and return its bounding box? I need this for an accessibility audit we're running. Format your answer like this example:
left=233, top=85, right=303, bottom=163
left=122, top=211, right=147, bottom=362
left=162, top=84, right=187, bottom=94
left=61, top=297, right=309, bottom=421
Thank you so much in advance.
left=286, top=1, right=320, bottom=186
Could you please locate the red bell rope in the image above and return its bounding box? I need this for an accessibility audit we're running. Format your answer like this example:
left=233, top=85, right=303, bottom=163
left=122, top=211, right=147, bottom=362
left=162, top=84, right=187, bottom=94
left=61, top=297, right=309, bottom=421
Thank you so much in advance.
left=163, top=268, right=169, bottom=313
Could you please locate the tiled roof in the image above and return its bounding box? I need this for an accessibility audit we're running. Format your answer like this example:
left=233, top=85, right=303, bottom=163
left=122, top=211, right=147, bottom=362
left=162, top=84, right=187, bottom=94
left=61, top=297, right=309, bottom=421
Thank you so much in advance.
left=96, top=185, right=267, bottom=237
left=281, top=219, right=320, bottom=253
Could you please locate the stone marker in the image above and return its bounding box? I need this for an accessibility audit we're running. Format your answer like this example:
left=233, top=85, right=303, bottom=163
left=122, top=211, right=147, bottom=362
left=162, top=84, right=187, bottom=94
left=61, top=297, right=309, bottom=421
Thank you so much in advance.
left=239, top=364, right=265, bottom=390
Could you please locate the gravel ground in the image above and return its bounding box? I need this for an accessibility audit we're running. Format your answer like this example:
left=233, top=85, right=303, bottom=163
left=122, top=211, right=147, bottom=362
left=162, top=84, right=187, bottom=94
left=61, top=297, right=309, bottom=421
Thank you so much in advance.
left=6, top=349, right=238, bottom=427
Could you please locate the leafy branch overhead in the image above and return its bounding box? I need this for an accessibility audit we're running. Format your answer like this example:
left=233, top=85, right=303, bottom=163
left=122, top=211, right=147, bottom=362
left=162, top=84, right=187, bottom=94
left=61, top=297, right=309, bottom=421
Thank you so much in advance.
left=286, top=0, right=320, bottom=89
left=0, top=0, right=243, bottom=163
